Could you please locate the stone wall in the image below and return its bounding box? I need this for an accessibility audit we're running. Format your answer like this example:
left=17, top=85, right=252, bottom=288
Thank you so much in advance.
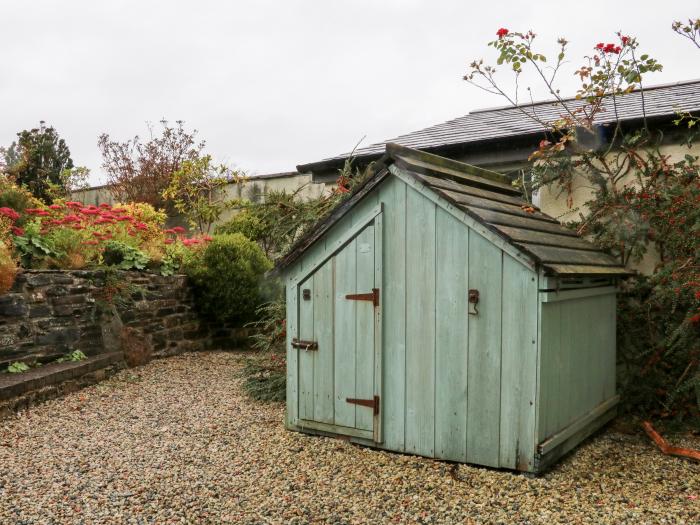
left=0, top=270, right=245, bottom=368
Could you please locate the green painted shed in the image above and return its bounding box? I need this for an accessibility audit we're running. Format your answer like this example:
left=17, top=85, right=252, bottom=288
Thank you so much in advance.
left=275, top=144, right=628, bottom=473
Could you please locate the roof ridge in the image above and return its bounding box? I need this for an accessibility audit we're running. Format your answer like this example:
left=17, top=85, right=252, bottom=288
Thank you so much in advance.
left=469, top=78, right=700, bottom=114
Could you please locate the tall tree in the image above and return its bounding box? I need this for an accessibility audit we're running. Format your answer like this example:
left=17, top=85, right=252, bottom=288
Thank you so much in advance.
left=2, top=122, right=74, bottom=203
left=98, top=120, right=205, bottom=209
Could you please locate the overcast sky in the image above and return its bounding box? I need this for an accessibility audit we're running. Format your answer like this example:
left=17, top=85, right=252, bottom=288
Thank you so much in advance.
left=1, top=1, right=698, bottom=184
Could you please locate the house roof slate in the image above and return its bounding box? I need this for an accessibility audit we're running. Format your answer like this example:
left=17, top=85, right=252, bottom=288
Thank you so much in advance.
left=298, top=79, right=700, bottom=172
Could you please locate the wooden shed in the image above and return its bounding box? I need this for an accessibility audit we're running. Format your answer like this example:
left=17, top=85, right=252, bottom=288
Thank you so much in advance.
left=275, top=144, right=628, bottom=473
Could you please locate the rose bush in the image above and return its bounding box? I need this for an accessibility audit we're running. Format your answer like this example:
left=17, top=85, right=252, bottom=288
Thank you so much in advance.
left=465, top=19, right=699, bottom=423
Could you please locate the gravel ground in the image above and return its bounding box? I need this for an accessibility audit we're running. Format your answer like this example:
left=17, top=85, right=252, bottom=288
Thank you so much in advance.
left=0, top=352, right=698, bottom=524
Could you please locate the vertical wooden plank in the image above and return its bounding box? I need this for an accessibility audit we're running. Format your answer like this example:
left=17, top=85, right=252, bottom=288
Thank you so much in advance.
left=404, top=187, right=436, bottom=457
left=434, top=208, right=469, bottom=461
left=602, top=294, right=617, bottom=401
left=380, top=178, right=406, bottom=451
left=333, top=239, right=357, bottom=428
left=499, top=255, right=538, bottom=471
left=373, top=211, right=383, bottom=443
left=298, top=276, right=314, bottom=420
left=355, top=223, right=376, bottom=431
left=286, top=280, right=298, bottom=427
left=538, top=301, right=562, bottom=441
left=313, top=260, right=335, bottom=424
left=466, top=233, right=502, bottom=468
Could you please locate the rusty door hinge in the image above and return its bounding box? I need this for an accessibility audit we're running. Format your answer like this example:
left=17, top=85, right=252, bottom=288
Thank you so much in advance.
left=346, top=395, right=380, bottom=416
left=291, top=338, right=318, bottom=351
left=345, top=288, right=380, bottom=307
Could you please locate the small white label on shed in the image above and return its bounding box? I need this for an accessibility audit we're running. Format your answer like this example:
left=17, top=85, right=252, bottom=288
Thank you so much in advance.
left=359, top=243, right=371, bottom=253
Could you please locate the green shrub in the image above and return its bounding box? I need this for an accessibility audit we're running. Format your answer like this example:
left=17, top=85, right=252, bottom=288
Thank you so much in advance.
left=13, top=219, right=59, bottom=268
left=184, top=233, right=272, bottom=324
left=0, top=175, right=43, bottom=226
left=102, top=241, right=150, bottom=270
left=241, top=300, right=287, bottom=401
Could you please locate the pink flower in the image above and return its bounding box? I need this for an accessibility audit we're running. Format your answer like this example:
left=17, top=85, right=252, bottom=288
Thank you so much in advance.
left=79, top=208, right=100, bottom=215
left=0, top=207, right=20, bottom=221
left=172, top=226, right=186, bottom=233
left=49, top=204, right=63, bottom=210
left=65, top=201, right=83, bottom=208
left=99, top=203, right=111, bottom=209
left=164, top=238, right=174, bottom=244
left=11, top=226, right=24, bottom=236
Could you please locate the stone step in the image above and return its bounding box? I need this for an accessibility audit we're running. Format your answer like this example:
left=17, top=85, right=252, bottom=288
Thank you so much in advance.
left=0, top=352, right=124, bottom=401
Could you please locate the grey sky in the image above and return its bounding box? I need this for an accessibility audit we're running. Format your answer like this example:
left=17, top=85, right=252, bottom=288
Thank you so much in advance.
left=1, top=1, right=698, bottom=184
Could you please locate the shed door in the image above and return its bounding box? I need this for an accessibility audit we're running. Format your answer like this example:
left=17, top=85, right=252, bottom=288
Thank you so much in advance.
left=295, top=215, right=382, bottom=442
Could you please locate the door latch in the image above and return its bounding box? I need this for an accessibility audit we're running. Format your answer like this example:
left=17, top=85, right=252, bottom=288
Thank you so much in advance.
left=468, top=289, right=479, bottom=316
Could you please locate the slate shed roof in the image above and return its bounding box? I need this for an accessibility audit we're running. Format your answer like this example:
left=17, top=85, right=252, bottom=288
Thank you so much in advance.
left=276, top=144, right=628, bottom=278
left=298, top=79, right=700, bottom=172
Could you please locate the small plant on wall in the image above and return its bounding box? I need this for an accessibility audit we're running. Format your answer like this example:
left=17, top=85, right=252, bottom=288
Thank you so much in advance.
left=7, top=362, right=30, bottom=374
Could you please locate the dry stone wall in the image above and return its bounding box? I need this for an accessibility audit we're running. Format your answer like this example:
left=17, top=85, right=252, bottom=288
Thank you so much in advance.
left=0, top=270, right=246, bottom=368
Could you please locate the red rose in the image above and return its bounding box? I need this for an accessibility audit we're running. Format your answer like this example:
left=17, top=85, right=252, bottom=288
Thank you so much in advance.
left=496, top=28, right=509, bottom=38
left=690, top=313, right=700, bottom=325
left=621, top=36, right=630, bottom=45
left=11, top=226, right=24, bottom=236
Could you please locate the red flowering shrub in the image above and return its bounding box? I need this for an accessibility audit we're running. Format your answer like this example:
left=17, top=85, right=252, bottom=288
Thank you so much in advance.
left=3, top=199, right=210, bottom=273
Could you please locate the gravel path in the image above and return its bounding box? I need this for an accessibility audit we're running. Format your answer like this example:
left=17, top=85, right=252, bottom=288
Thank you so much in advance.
left=0, top=352, right=698, bottom=524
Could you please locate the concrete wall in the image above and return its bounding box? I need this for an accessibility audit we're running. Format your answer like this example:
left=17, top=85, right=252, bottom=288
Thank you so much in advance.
left=71, top=172, right=330, bottom=229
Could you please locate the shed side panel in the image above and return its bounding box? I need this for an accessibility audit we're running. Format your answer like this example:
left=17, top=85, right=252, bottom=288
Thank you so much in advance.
left=404, top=186, right=437, bottom=457
left=499, top=255, right=538, bottom=471
left=537, top=291, right=617, bottom=442
left=466, top=233, right=502, bottom=468
left=434, top=208, right=469, bottom=462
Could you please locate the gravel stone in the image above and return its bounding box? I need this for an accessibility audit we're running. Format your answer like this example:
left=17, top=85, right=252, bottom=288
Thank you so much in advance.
left=0, top=351, right=698, bottom=524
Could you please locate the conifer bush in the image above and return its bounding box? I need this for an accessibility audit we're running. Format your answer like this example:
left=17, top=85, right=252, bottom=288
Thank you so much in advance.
left=184, top=233, right=272, bottom=324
